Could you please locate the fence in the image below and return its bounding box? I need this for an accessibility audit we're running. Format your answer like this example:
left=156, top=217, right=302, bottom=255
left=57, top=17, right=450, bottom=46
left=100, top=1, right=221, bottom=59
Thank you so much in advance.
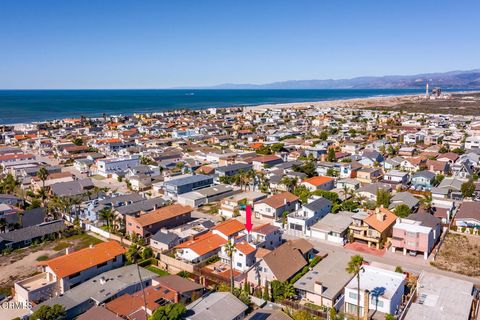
left=158, top=253, right=195, bottom=274
left=280, top=299, right=328, bottom=319
left=83, top=222, right=133, bottom=246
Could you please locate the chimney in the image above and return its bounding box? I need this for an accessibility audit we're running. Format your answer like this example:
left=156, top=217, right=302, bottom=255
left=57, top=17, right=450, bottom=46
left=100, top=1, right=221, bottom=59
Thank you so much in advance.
left=314, top=281, right=323, bottom=294
left=363, top=290, right=370, bottom=319
left=100, top=276, right=106, bottom=285
left=295, top=202, right=300, bottom=210
left=284, top=198, right=287, bottom=205
left=376, top=211, right=385, bottom=221
left=375, top=207, right=385, bottom=221
left=89, top=244, right=94, bottom=249
left=65, top=248, right=69, bottom=255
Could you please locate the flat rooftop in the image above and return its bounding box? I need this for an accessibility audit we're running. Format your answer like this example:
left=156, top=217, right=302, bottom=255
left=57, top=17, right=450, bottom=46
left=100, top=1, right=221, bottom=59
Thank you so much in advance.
left=345, top=265, right=406, bottom=300
left=16, top=272, right=55, bottom=292
left=404, top=272, right=474, bottom=320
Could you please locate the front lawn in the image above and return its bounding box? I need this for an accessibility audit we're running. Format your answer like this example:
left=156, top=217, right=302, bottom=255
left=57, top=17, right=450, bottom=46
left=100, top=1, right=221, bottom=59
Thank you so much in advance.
left=146, top=265, right=170, bottom=276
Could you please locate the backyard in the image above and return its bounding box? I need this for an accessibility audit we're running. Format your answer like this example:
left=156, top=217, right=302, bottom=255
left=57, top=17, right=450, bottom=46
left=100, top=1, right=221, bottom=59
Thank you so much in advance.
left=0, top=232, right=104, bottom=296
left=431, top=232, right=480, bottom=277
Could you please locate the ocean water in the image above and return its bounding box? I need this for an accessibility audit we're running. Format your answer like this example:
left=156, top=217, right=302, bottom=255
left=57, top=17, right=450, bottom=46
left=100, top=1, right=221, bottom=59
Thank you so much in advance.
left=0, top=89, right=428, bottom=124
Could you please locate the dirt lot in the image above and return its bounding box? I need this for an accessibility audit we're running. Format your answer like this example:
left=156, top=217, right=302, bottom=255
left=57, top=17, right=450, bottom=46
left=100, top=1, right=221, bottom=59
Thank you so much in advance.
left=364, top=92, right=480, bottom=116
left=431, top=232, right=480, bottom=277
left=0, top=233, right=103, bottom=296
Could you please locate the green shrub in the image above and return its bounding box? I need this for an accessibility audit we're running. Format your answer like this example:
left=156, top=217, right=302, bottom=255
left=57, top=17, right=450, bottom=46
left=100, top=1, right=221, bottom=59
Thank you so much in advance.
left=36, top=255, right=49, bottom=261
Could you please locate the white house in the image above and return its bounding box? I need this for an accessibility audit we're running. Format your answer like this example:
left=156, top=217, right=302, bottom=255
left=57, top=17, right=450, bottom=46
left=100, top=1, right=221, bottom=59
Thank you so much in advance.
left=344, top=265, right=406, bottom=318
left=95, top=155, right=140, bottom=177
left=287, top=196, right=332, bottom=236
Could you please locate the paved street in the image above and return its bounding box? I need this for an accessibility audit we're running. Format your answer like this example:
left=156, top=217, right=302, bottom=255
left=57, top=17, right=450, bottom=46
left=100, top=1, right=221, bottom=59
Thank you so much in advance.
left=282, top=232, right=480, bottom=285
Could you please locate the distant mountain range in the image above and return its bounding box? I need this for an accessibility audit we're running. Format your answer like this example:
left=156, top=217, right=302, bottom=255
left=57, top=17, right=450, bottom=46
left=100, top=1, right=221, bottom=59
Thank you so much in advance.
left=196, top=69, right=480, bottom=89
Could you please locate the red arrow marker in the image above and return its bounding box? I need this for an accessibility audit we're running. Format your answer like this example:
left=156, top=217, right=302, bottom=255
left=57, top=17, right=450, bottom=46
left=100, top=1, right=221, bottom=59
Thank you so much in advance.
left=245, top=205, right=253, bottom=233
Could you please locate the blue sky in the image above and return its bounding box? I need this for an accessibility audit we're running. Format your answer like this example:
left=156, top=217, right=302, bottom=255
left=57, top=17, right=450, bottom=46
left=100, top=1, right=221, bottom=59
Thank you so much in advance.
left=1, top=0, right=479, bottom=89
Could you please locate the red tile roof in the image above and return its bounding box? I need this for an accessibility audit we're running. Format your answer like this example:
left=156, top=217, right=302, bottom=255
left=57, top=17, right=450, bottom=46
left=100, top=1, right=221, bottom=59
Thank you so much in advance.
left=39, top=241, right=126, bottom=279
left=302, top=176, right=335, bottom=187
left=212, top=219, right=245, bottom=237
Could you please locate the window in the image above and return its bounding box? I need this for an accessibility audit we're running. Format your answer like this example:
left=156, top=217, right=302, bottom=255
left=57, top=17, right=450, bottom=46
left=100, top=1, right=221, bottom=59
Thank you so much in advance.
left=345, top=303, right=362, bottom=316
left=349, top=292, right=358, bottom=300
left=237, top=262, right=242, bottom=267
left=371, top=297, right=384, bottom=308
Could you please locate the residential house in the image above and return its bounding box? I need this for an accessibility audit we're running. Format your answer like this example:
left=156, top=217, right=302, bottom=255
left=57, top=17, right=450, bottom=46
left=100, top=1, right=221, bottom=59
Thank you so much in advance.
left=349, top=207, right=397, bottom=249
left=251, top=155, right=283, bottom=170
left=175, top=219, right=245, bottom=263
left=383, top=170, right=409, bottom=186
left=301, top=176, right=335, bottom=192
left=287, top=196, right=332, bottom=236
left=359, top=150, right=384, bottom=167
left=391, top=212, right=442, bottom=259
left=404, top=272, right=475, bottom=320
left=185, top=292, right=248, bottom=320
left=95, top=155, right=140, bottom=177
left=455, top=202, right=480, bottom=227
left=31, top=265, right=157, bottom=319
left=389, top=192, right=419, bottom=211
left=126, top=204, right=192, bottom=238
left=294, top=251, right=354, bottom=310
left=31, top=172, right=74, bottom=191
left=344, top=265, right=406, bottom=317
left=356, top=183, right=392, bottom=203
left=177, top=184, right=235, bottom=208
left=356, top=168, right=383, bottom=184
left=16, top=241, right=125, bottom=304
left=247, top=239, right=313, bottom=286
left=163, top=174, right=213, bottom=198
left=411, top=170, right=436, bottom=190
left=0, top=220, right=65, bottom=252
left=426, top=159, right=450, bottom=175
left=219, top=191, right=267, bottom=218
left=105, top=275, right=205, bottom=318
left=216, top=163, right=253, bottom=177
left=336, top=178, right=360, bottom=191
left=150, top=229, right=180, bottom=252
left=49, top=178, right=94, bottom=198
left=383, top=156, right=404, bottom=170
left=431, top=177, right=465, bottom=200
left=309, top=211, right=354, bottom=244
left=253, top=191, right=300, bottom=221
left=400, top=157, right=427, bottom=172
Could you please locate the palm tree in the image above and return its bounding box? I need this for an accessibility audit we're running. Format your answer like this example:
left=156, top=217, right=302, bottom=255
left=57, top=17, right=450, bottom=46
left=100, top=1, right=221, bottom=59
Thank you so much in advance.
left=99, top=207, right=114, bottom=231
left=420, top=194, right=433, bottom=213
left=224, top=240, right=237, bottom=293
left=281, top=176, right=298, bottom=193
left=36, top=167, right=49, bottom=206
left=346, top=255, right=364, bottom=320
left=282, top=282, right=296, bottom=299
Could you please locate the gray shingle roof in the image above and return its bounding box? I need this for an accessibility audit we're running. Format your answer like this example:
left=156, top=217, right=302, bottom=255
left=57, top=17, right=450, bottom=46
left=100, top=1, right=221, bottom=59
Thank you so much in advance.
left=0, top=220, right=65, bottom=244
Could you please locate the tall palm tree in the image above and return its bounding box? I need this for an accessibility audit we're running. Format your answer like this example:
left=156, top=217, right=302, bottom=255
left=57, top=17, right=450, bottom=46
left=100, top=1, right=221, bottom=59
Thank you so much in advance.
left=99, top=207, right=114, bottom=231
left=36, top=167, right=49, bottom=206
left=224, top=240, right=237, bottom=293
left=346, top=255, right=364, bottom=320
